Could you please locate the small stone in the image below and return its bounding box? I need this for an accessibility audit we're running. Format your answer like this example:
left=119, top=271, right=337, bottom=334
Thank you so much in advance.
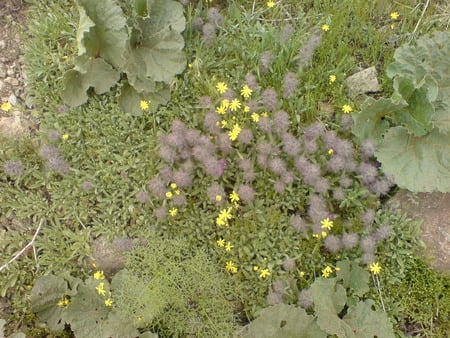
left=7, top=68, right=15, bottom=76
left=0, top=40, right=5, bottom=49
left=8, top=94, right=17, bottom=105
left=345, top=66, right=381, bottom=99
left=5, top=77, right=19, bottom=86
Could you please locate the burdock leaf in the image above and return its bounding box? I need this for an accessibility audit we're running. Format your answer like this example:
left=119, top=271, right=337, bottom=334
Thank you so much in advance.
left=336, top=261, right=370, bottom=297
left=77, top=0, right=128, bottom=68
left=377, top=126, right=450, bottom=192
left=119, top=82, right=170, bottom=116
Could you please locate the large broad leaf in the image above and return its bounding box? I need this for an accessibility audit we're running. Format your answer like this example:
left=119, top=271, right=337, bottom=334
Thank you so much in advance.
left=62, top=57, right=120, bottom=107
left=119, top=82, right=170, bottom=115
left=124, top=0, right=186, bottom=87
left=77, top=0, right=128, bottom=68
left=336, top=261, right=370, bottom=298
left=243, top=304, right=326, bottom=338
left=352, top=98, right=402, bottom=144
left=392, top=76, right=434, bottom=137
left=30, top=272, right=82, bottom=331
left=343, top=300, right=395, bottom=338
left=311, top=278, right=354, bottom=338
left=377, top=126, right=450, bottom=192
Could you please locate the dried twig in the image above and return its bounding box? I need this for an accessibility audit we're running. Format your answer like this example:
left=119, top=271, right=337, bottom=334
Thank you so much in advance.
left=0, top=218, right=44, bottom=272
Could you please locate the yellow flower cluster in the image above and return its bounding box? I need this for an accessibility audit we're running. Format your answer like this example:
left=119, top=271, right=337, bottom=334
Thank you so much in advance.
left=216, top=207, right=233, bottom=226
left=225, top=261, right=238, bottom=273
left=228, top=123, right=242, bottom=141
left=322, top=265, right=340, bottom=278
left=57, top=296, right=70, bottom=307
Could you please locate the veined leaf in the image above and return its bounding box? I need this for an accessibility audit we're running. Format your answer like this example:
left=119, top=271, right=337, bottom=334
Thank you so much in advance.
left=77, top=0, right=128, bottom=68
left=377, top=127, right=450, bottom=192
left=62, top=57, right=120, bottom=107
left=119, top=82, right=170, bottom=115
left=336, top=260, right=370, bottom=297
left=243, top=304, right=325, bottom=338
left=124, top=0, right=186, bottom=86
left=352, top=98, right=402, bottom=144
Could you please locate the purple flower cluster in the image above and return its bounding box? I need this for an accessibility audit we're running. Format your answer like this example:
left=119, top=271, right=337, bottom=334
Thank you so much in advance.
left=38, top=144, right=71, bottom=174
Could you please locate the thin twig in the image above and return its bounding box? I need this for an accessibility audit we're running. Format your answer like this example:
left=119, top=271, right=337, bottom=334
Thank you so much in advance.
left=0, top=218, right=44, bottom=272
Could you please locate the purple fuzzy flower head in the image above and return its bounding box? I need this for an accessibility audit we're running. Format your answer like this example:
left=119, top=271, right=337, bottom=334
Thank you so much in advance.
left=273, top=180, right=286, bottom=193
left=207, top=183, right=225, bottom=205
left=207, top=7, right=224, bottom=27
left=47, top=130, right=62, bottom=142
left=173, top=193, right=187, bottom=207
left=257, top=116, right=272, bottom=133
left=280, top=24, right=294, bottom=44
left=204, top=112, right=221, bottom=135
left=256, top=154, right=269, bottom=168
left=281, top=133, right=301, bottom=156
left=245, top=73, right=259, bottom=91
left=282, top=257, right=297, bottom=271
left=273, top=110, right=290, bottom=134
left=267, top=292, right=283, bottom=306
left=260, top=51, right=275, bottom=73
left=199, top=96, right=214, bottom=109
left=374, top=224, right=392, bottom=241
left=334, top=139, right=354, bottom=159
left=340, top=114, right=354, bottom=130
left=136, top=191, right=150, bottom=203
left=154, top=206, right=167, bottom=221
left=202, top=22, right=217, bottom=46
left=361, top=236, right=376, bottom=253
left=204, top=157, right=226, bottom=177
left=290, top=215, right=308, bottom=233
left=361, top=209, right=375, bottom=227
left=361, top=140, right=377, bottom=159
left=303, top=139, right=318, bottom=154
left=332, top=188, right=345, bottom=201
left=172, top=170, right=193, bottom=188
left=307, top=194, right=328, bottom=222
left=281, top=171, right=295, bottom=185
left=149, top=177, right=166, bottom=199
left=38, top=144, right=61, bottom=160
left=324, top=234, right=342, bottom=253
left=298, top=289, right=314, bottom=310
left=217, top=133, right=233, bottom=154
left=261, top=88, right=279, bottom=111
left=327, top=156, right=346, bottom=173
left=342, top=233, right=359, bottom=249
left=237, top=184, right=255, bottom=203
left=243, top=170, right=256, bottom=182
left=47, top=156, right=71, bottom=174
left=256, top=140, right=275, bottom=156
left=239, top=158, right=253, bottom=172
left=282, top=72, right=299, bottom=98
left=81, top=181, right=95, bottom=192
left=297, top=34, right=322, bottom=70
left=301, top=162, right=321, bottom=185
left=237, top=128, right=254, bottom=145
left=3, top=160, right=24, bottom=176
left=303, top=121, right=325, bottom=141
left=268, top=157, right=287, bottom=175
left=362, top=252, right=375, bottom=265
left=313, top=177, right=330, bottom=194
left=339, top=175, right=353, bottom=188
left=159, top=166, right=173, bottom=181
left=159, top=145, right=178, bottom=163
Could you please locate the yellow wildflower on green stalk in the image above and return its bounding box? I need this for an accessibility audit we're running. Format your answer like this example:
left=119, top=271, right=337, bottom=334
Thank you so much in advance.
left=342, top=104, right=353, bottom=114
left=322, top=266, right=333, bottom=278
left=216, top=104, right=227, bottom=115
left=320, top=217, right=333, bottom=230
left=229, top=98, right=241, bottom=112
left=1, top=102, right=12, bottom=112
left=169, top=208, right=178, bottom=216
left=104, top=298, right=113, bottom=307
left=216, top=238, right=225, bottom=247
left=229, top=190, right=240, bottom=203
left=140, top=100, right=149, bottom=111
left=228, top=124, right=242, bottom=141
left=266, top=1, right=275, bottom=8
left=259, top=268, right=271, bottom=278
left=57, top=296, right=70, bottom=307
left=369, top=262, right=382, bottom=275
left=225, top=261, right=238, bottom=273
left=216, top=207, right=233, bottom=226
left=329, top=74, right=336, bottom=84
left=96, top=282, right=106, bottom=296
left=216, top=82, right=228, bottom=94
left=390, top=12, right=399, bottom=20
left=225, top=242, right=233, bottom=251
left=93, top=270, right=105, bottom=280
left=321, top=24, right=330, bottom=32
left=240, top=85, right=253, bottom=99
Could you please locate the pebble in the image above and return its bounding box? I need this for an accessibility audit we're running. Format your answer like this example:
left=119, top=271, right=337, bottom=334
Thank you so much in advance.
left=8, top=94, right=17, bottom=105
left=0, top=40, right=5, bottom=49
left=5, top=77, right=19, bottom=86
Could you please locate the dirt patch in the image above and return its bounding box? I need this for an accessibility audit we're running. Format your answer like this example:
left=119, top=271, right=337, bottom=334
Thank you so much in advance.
left=389, top=190, right=450, bottom=272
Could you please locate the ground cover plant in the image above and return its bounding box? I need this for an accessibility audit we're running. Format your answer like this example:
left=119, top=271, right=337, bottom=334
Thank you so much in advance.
left=1, top=0, right=450, bottom=337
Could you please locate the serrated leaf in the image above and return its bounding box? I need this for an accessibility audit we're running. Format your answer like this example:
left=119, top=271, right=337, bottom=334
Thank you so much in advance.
left=352, top=97, right=401, bottom=144
left=77, top=6, right=95, bottom=55
left=377, top=127, right=450, bottom=192
left=311, top=278, right=354, bottom=338
left=124, top=0, right=186, bottom=85
left=336, top=261, right=370, bottom=297
left=62, top=57, right=120, bottom=107
left=243, top=304, right=326, bottom=338
left=119, top=82, right=170, bottom=115
left=343, top=300, right=395, bottom=338
left=77, top=0, right=128, bottom=68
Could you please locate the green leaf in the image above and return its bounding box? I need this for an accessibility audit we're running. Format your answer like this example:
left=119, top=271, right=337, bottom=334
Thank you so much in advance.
left=76, top=6, right=95, bottom=55
left=377, top=127, right=450, bottom=192
left=77, top=0, right=128, bottom=68
left=30, top=272, right=82, bottom=331
left=243, top=304, right=326, bottom=338
left=124, top=0, right=186, bottom=85
left=62, top=57, right=120, bottom=107
left=343, top=300, right=395, bottom=338
left=311, top=278, right=353, bottom=338
left=392, top=77, right=434, bottom=136
left=336, top=260, right=370, bottom=297
left=134, top=0, right=154, bottom=17
left=352, top=97, right=400, bottom=144
left=119, top=82, right=170, bottom=115
left=61, top=282, right=110, bottom=338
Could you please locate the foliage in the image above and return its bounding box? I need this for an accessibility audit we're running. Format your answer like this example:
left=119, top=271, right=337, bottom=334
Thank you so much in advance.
left=243, top=261, right=395, bottom=338
left=352, top=31, right=450, bottom=192
left=30, top=235, right=237, bottom=338
left=62, top=0, right=186, bottom=114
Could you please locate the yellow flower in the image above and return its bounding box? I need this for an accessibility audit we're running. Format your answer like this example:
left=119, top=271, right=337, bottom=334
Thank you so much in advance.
left=61, top=134, right=69, bottom=141
left=140, top=100, right=149, bottom=111
left=321, top=24, right=330, bottom=32
left=369, top=262, right=382, bottom=275
left=329, top=75, right=336, bottom=84
left=390, top=23, right=395, bottom=30
left=169, top=208, right=178, bottom=216
left=328, top=148, right=334, bottom=155
left=225, top=242, right=233, bottom=251
left=321, top=231, right=328, bottom=238
left=104, top=298, right=113, bottom=307
left=175, top=189, right=181, bottom=195
left=170, top=183, right=177, bottom=189
left=93, top=270, right=105, bottom=280
left=215, top=195, right=222, bottom=202
left=217, top=238, right=225, bottom=247
left=165, top=191, right=173, bottom=199
left=299, top=271, right=305, bottom=277
left=261, top=112, right=268, bottom=117
left=225, top=261, right=238, bottom=273
left=216, top=82, right=228, bottom=94
left=240, top=85, right=253, bottom=99
left=342, top=104, right=353, bottom=114
left=259, top=268, right=271, bottom=278
left=267, top=1, right=275, bottom=8
left=216, top=207, right=233, bottom=226
left=251, top=113, right=260, bottom=122
left=57, top=297, right=70, bottom=307
left=253, top=266, right=259, bottom=271
left=220, top=120, right=228, bottom=128
left=96, top=282, right=106, bottom=296
left=216, top=104, right=227, bottom=115
left=221, top=99, right=230, bottom=109
left=320, top=217, right=334, bottom=230
left=322, top=266, right=333, bottom=278
left=228, top=124, right=242, bottom=141
left=390, top=12, right=399, bottom=20
left=244, top=105, right=250, bottom=113
left=1, top=102, right=12, bottom=112
left=229, top=191, right=240, bottom=203
left=229, top=98, right=242, bottom=112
